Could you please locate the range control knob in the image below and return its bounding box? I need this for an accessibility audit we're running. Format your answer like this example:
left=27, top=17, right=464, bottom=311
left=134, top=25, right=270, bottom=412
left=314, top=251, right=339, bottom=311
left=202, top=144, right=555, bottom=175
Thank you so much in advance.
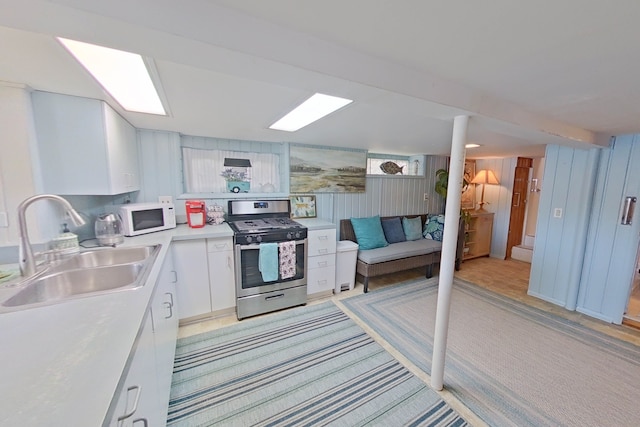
left=256, top=235, right=263, bottom=243
left=295, top=231, right=301, bottom=239
left=286, top=232, right=293, bottom=240
left=245, top=236, right=253, bottom=244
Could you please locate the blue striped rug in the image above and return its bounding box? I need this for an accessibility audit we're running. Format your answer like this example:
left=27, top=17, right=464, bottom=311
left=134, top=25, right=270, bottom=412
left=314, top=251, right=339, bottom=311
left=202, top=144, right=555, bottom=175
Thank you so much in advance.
left=168, top=302, right=468, bottom=426
left=342, top=278, right=640, bottom=427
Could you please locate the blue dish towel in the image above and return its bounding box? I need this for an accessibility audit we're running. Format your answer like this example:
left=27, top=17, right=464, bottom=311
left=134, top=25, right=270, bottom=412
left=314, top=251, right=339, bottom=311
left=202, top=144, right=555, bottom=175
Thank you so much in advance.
left=258, top=242, right=279, bottom=282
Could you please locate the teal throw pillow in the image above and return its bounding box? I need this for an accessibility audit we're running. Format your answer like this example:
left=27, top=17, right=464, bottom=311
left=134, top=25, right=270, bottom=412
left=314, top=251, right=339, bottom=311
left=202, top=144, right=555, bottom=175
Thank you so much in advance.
left=350, top=216, right=389, bottom=250
left=424, top=214, right=445, bottom=241
left=381, top=217, right=406, bottom=244
left=402, top=216, right=423, bottom=241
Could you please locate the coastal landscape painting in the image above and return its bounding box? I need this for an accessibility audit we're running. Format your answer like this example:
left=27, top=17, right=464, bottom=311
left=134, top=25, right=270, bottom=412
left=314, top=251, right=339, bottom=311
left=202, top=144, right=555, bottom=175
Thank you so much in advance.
left=290, top=145, right=366, bottom=193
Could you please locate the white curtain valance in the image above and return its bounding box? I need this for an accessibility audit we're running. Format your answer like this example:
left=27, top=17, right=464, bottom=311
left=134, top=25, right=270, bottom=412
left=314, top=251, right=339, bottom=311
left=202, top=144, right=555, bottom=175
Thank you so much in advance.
left=182, top=147, right=280, bottom=193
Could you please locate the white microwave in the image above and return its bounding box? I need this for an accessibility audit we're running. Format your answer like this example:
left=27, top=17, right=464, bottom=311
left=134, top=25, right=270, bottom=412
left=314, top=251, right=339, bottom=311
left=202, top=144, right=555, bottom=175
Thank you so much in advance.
left=119, top=203, right=176, bottom=236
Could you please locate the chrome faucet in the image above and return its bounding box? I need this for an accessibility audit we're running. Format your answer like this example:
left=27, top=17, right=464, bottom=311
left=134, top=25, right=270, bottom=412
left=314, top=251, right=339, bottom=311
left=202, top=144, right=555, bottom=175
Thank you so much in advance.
left=17, top=194, right=86, bottom=276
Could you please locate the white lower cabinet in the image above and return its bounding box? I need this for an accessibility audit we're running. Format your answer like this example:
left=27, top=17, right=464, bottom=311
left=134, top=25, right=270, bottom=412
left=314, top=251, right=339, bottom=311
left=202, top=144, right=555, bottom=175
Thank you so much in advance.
left=307, top=228, right=337, bottom=295
left=172, top=237, right=236, bottom=320
left=106, top=254, right=179, bottom=426
left=307, top=253, right=336, bottom=294
left=152, top=251, right=179, bottom=424
left=207, top=238, right=236, bottom=312
left=108, top=312, right=157, bottom=427
left=172, top=239, right=211, bottom=319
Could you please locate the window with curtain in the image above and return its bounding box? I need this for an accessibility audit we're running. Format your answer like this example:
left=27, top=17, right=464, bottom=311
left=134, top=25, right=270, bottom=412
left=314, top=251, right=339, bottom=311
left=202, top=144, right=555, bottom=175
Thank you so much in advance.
left=182, top=147, right=280, bottom=193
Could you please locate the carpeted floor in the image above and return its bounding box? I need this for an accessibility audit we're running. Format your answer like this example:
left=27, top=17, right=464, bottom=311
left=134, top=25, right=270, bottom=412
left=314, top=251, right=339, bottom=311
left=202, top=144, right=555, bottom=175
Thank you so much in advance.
left=168, top=302, right=468, bottom=426
left=341, top=277, right=640, bottom=427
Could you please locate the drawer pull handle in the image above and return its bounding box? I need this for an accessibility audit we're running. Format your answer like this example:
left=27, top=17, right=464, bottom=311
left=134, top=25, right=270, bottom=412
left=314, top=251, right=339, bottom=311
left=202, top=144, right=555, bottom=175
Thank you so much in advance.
left=164, top=301, right=173, bottom=319
left=318, top=235, right=328, bottom=240
left=118, top=385, right=141, bottom=421
left=215, top=244, right=226, bottom=249
left=318, top=248, right=328, bottom=254
left=318, top=279, right=327, bottom=285
left=265, top=293, right=285, bottom=301
left=318, top=261, right=328, bottom=267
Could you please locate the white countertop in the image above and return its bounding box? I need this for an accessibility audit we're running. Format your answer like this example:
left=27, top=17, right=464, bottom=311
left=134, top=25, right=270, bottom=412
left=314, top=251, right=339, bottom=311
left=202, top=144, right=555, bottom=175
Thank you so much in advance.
left=295, top=218, right=336, bottom=230
left=0, top=223, right=232, bottom=426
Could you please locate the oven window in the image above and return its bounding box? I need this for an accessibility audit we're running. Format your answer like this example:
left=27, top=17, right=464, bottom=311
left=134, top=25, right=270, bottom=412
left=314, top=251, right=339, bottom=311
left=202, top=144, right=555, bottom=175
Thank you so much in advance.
left=131, top=209, right=164, bottom=231
left=239, top=243, right=305, bottom=288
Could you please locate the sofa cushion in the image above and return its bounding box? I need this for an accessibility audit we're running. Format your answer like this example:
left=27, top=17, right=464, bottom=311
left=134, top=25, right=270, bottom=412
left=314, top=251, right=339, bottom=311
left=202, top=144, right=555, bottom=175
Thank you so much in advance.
left=350, top=215, right=389, bottom=250
left=424, top=214, right=445, bottom=241
left=381, top=217, right=406, bottom=244
left=358, top=239, right=442, bottom=264
left=402, top=216, right=423, bottom=241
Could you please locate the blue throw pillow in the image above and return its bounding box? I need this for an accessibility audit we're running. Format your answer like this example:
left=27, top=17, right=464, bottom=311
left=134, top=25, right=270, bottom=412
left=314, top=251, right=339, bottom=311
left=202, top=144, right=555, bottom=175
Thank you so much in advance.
left=402, top=216, right=423, bottom=241
left=424, top=214, right=445, bottom=241
left=350, top=216, right=389, bottom=250
left=381, top=217, right=406, bottom=244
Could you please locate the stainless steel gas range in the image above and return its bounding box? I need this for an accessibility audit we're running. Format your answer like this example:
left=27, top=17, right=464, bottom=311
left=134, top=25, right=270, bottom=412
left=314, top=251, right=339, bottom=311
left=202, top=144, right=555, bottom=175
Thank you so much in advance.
left=227, top=199, right=308, bottom=319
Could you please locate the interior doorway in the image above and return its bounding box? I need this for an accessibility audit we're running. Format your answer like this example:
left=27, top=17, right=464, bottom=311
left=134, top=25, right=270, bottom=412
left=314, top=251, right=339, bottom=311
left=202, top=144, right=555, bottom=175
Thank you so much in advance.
left=506, top=157, right=533, bottom=259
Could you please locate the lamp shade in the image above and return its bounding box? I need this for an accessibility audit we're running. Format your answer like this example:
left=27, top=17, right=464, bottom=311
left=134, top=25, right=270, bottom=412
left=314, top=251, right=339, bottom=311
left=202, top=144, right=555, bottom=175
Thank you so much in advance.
left=471, top=169, right=499, bottom=185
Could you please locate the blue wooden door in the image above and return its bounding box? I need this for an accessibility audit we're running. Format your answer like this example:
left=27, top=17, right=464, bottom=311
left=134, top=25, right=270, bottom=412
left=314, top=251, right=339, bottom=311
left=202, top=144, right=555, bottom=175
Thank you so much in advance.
left=578, top=135, right=640, bottom=324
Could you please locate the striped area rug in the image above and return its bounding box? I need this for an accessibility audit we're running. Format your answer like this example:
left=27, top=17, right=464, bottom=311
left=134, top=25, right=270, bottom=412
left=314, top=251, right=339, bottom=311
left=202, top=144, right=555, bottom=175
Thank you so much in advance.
left=342, top=278, right=640, bottom=427
left=168, top=302, right=468, bottom=426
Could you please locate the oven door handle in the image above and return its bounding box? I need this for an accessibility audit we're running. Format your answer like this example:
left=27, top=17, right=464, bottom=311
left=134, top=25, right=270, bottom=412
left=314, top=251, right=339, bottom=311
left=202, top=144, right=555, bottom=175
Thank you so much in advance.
left=237, top=239, right=307, bottom=250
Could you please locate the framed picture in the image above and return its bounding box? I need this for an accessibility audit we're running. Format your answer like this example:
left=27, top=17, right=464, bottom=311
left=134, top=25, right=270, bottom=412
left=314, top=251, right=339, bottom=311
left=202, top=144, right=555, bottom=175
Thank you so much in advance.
left=290, top=144, right=367, bottom=193
left=290, top=195, right=317, bottom=219
left=461, top=160, right=476, bottom=210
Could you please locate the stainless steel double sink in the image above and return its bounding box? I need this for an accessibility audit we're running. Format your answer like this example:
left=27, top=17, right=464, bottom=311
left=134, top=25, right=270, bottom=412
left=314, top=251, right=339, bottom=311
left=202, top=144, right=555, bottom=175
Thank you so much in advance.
left=1, top=245, right=161, bottom=310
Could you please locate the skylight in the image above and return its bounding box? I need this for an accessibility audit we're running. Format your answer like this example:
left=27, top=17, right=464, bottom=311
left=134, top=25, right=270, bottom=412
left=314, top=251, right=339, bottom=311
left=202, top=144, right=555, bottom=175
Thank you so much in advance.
left=269, top=93, right=353, bottom=132
left=57, top=37, right=166, bottom=115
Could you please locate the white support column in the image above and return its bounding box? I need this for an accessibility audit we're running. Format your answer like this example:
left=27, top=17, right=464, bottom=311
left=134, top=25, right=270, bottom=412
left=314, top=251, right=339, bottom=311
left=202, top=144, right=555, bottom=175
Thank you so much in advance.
left=431, top=115, right=468, bottom=391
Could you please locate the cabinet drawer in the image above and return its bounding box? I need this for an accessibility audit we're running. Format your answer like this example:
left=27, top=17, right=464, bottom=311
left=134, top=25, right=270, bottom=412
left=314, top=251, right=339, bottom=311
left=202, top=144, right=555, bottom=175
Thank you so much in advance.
left=307, top=264, right=336, bottom=295
left=307, top=253, right=336, bottom=270
left=308, top=229, right=337, bottom=256
left=206, top=238, right=234, bottom=253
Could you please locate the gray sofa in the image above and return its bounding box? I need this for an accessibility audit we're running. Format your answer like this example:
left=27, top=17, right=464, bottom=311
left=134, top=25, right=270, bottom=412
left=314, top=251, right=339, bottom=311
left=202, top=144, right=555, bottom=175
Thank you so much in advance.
left=339, top=214, right=465, bottom=293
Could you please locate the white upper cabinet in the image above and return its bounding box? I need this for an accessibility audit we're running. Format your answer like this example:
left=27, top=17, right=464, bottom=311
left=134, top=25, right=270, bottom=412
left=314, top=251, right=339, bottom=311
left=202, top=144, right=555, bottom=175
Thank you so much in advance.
left=31, top=92, right=139, bottom=195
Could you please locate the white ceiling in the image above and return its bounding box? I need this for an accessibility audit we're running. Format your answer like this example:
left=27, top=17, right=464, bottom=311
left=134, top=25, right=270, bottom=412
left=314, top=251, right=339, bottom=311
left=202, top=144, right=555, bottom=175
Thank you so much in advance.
left=1, top=0, right=639, bottom=158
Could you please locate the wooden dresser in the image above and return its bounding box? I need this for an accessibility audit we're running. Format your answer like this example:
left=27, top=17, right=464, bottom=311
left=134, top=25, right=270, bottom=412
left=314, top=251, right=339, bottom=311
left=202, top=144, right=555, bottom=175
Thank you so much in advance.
left=463, top=211, right=494, bottom=260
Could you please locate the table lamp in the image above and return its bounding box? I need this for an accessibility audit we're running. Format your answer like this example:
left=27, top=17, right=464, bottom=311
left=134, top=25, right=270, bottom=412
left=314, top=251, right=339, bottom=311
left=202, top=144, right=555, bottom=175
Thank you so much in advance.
left=471, top=169, right=499, bottom=211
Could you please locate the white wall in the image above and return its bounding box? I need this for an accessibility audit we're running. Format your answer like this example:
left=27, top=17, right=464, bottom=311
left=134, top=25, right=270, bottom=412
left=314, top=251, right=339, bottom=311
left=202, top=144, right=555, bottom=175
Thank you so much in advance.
left=528, top=145, right=600, bottom=310
left=137, top=129, right=448, bottom=227
left=524, top=157, right=544, bottom=237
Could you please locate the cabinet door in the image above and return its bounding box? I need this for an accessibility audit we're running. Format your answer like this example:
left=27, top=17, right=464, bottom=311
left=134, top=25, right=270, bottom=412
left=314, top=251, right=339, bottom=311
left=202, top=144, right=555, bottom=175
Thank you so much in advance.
left=151, top=251, right=179, bottom=424
left=474, top=214, right=493, bottom=256
left=107, top=312, right=157, bottom=426
left=103, top=104, right=140, bottom=193
left=208, top=249, right=236, bottom=312
left=31, top=91, right=139, bottom=195
left=172, top=239, right=211, bottom=319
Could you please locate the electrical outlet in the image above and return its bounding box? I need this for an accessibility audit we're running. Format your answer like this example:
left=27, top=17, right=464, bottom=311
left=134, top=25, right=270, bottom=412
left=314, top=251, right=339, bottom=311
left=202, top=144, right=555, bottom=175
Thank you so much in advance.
left=424, top=193, right=429, bottom=201
left=553, top=208, right=562, bottom=218
left=0, top=211, right=7, bottom=227
left=159, top=196, right=173, bottom=204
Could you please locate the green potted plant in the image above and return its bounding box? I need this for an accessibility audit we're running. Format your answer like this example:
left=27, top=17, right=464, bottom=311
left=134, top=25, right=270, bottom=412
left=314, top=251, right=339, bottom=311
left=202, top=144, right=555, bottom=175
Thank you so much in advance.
left=434, top=168, right=472, bottom=225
